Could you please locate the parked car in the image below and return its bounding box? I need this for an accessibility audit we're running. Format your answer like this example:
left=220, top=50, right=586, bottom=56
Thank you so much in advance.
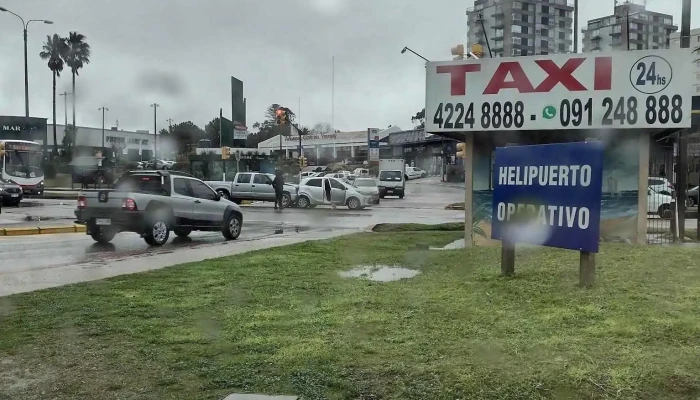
left=648, top=186, right=673, bottom=217
left=205, top=172, right=298, bottom=207
left=686, top=186, right=698, bottom=207
left=648, top=176, right=674, bottom=196
left=296, top=177, right=374, bottom=210
left=353, top=168, right=370, bottom=178
left=75, top=170, right=243, bottom=245
left=406, top=166, right=427, bottom=179
left=0, top=178, right=22, bottom=206
left=353, top=178, right=380, bottom=204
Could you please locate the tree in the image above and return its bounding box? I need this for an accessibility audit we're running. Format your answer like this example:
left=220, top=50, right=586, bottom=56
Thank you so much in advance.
left=310, top=122, right=332, bottom=135
left=170, top=121, right=206, bottom=154
left=40, top=34, right=68, bottom=155
left=411, top=108, right=426, bottom=129
left=204, top=117, right=221, bottom=147
left=62, top=124, right=76, bottom=159
left=64, top=32, right=90, bottom=127
left=245, top=103, right=295, bottom=148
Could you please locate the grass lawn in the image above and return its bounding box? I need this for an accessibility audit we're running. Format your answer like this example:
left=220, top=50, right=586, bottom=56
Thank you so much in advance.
left=2, top=231, right=700, bottom=400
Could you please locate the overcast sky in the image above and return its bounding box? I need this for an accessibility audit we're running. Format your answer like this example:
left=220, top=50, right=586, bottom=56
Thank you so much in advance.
left=0, top=0, right=696, bottom=133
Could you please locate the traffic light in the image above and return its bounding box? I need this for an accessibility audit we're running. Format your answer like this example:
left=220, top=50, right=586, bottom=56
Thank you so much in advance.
left=456, top=142, right=466, bottom=159
left=451, top=44, right=465, bottom=60
left=299, top=157, right=307, bottom=168
left=221, top=146, right=230, bottom=160
left=470, top=44, right=484, bottom=58
left=0, top=142, right=4, bottom=158
left=275, top=108, right=286, bottom=125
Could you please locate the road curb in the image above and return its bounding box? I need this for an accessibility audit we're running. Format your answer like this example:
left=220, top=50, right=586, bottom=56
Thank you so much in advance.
left=0, top=225, right=86, bottom=236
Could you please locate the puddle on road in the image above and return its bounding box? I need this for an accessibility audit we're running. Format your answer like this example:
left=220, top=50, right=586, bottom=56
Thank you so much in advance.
left=339, top=265, right=420, bottom=282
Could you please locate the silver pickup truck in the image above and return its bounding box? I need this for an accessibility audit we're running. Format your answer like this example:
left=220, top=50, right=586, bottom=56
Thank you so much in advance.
left=75, top=170, right=243, bottom=246
left=206, top=172, right=298, bottom=207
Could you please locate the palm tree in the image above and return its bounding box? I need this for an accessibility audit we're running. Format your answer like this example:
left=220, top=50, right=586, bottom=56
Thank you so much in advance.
left=39, top=34, right=68, bottom=155
left=65, top=32, right=91, bottom=128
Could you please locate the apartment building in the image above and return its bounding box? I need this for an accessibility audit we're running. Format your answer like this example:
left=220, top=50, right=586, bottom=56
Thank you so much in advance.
left=581, top=1, right=677, bottom=52
left=669, top=28, right=700, bottom=95
left=466, top=0, right=575, bottom=58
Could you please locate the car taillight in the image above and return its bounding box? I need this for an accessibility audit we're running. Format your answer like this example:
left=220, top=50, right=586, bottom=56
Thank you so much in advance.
left=121, top=197, right=137, bottom=211
left=77, top=196, right=87, bottom=209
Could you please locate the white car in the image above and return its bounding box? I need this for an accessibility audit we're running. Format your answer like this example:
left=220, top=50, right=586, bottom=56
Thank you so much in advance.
left=296, top=177, right=374, bottom=210
left=648, top=176, right=674, bottom=196
left=406, top=166, right=427, bottom=180
left=648, top=187, right=673, bottom=217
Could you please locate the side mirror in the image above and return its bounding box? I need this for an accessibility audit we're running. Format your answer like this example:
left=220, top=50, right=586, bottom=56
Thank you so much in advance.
left=214, top=193, right=221, bottom=201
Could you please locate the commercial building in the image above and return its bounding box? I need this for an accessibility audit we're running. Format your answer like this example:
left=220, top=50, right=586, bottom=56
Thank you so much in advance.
left=669, top=28, right=700, bottom=95
left=0, top=116, right=47, bottom=144
left=47, top=124, right=158, bottom=160
left=466, top=0, right=575, bottom=58
left=383, top=129, right=461, bottom=181
left=257, top=126, right=401, bottom=164
left=581, top=1, right=677, bottom=52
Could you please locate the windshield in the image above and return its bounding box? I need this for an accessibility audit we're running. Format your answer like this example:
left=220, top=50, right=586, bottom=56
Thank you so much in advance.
left=4, top=150, right=44, bottom=179
left=354, top=179, right=376, bottom=187
left=379, top=171, right=402, bottom=181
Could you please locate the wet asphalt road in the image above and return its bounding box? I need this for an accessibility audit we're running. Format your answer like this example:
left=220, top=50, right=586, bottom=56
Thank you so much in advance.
left=0, top=179, right=464, bottom=275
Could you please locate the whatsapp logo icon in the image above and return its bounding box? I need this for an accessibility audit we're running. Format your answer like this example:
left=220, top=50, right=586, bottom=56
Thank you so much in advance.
left=542, top=105, right=556, bottom=119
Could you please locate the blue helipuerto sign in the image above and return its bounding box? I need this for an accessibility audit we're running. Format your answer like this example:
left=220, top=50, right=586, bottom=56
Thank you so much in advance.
left=491, top=141, right=604, bottom=253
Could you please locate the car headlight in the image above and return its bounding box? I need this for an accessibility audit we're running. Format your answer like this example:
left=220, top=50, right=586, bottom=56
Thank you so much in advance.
left=38, top=180, right=44, bottom=186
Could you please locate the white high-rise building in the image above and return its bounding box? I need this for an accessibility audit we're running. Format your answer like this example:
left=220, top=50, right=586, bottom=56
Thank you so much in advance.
left=669, top=28, right=700, bottom=95
left=466, top=0, right=575, bottom=58
left=581, top=0, right=677, bottom=52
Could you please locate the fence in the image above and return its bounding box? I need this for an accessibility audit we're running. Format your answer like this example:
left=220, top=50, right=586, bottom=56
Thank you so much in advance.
left=647, top=131, right=700, bottom=244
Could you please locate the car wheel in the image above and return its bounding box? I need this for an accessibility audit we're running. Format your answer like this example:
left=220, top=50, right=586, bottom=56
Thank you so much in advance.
left=174, top=228, right=191, bottom=238
left=658, top=204, right=671, bottom=218
left=347, top=196, right=361, bottom=210
left=144, top=218, right=170, bottom=246
left=297, top=195, right=310, bottom=209
left=217, top=190, right=230, bottom=201
left=222, top=213, right=242, bottom=240
left=399, top=193, right=404, bottom=199
left=90, top=226, right=117, bottom=244
left=687, top=197, right=696, bottom=207
left=282, top=192, right=292, bottom=208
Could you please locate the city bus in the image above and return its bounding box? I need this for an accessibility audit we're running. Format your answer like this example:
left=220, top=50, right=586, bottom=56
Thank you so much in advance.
left=0, top=140, right=45, bottom=196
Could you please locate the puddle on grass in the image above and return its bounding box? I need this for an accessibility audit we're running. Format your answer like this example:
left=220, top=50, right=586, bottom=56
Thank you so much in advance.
left=339, top=265, right=420, bottom=282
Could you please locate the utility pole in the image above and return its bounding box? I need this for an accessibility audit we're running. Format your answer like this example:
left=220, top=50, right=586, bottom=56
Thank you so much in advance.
left=151, top=103, right=159, bottom=160
left=98, top=106, right=108, bottom=149
left=59, top=92, right=72, bottom=127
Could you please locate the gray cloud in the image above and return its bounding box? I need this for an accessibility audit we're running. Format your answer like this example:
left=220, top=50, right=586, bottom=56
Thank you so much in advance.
left=0, top=0, right=695, bottom=133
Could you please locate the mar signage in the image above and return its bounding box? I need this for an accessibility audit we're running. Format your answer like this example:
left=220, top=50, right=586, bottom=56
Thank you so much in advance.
left=425, top=49, right=693, bottom=132
left=491, top=141, right=604, bottom=253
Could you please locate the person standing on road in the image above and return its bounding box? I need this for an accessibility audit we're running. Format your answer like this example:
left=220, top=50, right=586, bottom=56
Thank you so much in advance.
left=324, top=178, right=336, bottom=210
left=272, top=169, right=285, bottom=211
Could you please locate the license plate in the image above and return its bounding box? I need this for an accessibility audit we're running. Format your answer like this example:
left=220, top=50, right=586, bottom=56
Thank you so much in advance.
left=95, top=218, right=111, bottom=226
left=11, top=194, right=19, bottom=197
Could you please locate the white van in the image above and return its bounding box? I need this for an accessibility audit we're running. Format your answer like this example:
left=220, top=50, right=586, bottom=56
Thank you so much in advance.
left=353, top=168, right=370, bottom=178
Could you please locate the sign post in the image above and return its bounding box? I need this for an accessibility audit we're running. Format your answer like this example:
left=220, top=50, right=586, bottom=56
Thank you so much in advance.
left=491, top=141, right=604, bottom=286
left=424, top=49, right=694, bottom=283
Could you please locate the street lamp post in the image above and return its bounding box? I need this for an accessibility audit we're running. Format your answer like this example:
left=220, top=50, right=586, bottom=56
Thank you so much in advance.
left=151, top=103, right=159, bottom=160
left=98, top=107, right=108, bottom=149
left=400, top=46, right=430, bottom=62
left=59, top=92, right=72, bottom=126
left=0, top=6, right=53, bottom=118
